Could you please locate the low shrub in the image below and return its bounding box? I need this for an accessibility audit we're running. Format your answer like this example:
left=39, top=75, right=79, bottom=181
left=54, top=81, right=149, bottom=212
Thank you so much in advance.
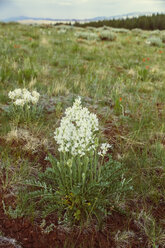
left=57, top=29, right=67, bottom=34
left=75, top=31, right=99, bottom=41
left=86, top=26, right=97, bottom=31
left=99, top=30, right=116, bottom=41
left=132, top=28, right=142, bottom=34
left=146, top=36, right=163, bottom=47
left=111, top=28, right=130, bottom=33
left=161, top=32, right=165, bottom=43
left=151, top=30, right=161, bottom=35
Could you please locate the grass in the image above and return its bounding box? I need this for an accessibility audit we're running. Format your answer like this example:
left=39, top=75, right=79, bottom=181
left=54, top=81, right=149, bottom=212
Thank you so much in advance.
left=0, top=23, right=165, bottom=247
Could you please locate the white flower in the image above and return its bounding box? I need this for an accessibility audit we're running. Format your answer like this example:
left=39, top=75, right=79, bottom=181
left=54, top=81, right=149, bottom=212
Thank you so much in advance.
left=8, top=89, right=22, bottom=100
left=8, top=91, right=15, bottom=100
left=8, top=88, right=40, bottom=107
left=14, top=99, right=26, bottom=107
left=22, top=89, right=32, bottom=102
left=31, top=91, right=40, bottom=104
left=98, top=143, right=112, bottom=157
left=54, top=97, right=99, bottom=157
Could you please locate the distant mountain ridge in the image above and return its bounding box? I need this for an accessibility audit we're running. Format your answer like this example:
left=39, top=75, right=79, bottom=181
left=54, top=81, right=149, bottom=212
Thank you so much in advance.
left=3, top=12, right=156, bottom=23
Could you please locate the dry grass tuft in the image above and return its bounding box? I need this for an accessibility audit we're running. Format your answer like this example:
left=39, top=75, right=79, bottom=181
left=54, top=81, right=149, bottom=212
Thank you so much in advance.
left=114, top=230, right=135, bottom=248
left=6, top=128, right=48, bottom=153
left=127, top=68, right=136, bottom=76
left=29, top=77, right=37, bottom=88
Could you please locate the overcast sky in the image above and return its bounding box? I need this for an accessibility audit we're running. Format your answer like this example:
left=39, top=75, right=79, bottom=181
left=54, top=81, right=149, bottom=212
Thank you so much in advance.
left=0, top=0, right=165, bottom=20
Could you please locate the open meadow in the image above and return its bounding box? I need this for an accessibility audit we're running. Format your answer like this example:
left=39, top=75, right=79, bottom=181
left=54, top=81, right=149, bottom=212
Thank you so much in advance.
left=0, top=22, right=165, bottom=248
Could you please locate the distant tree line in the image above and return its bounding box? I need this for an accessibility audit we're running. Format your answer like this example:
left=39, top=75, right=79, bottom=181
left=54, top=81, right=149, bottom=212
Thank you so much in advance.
left=74, top=13, right=165, bottom=30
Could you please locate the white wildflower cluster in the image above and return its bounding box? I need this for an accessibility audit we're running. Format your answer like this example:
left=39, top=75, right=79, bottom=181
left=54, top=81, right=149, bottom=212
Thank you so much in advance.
left=98, top=143, right=112, bottom=157
left=54, top=97, right=99, bottom=156
left=8, top=88, right=40, bottom=107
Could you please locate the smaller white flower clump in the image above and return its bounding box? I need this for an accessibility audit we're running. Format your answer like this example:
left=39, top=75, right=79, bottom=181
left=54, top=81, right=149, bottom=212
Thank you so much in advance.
left=98, top=143, right=112, bottom=157
left=8, top=88, right=40, bottom=107
left=54, top=97, right=99, bottom=157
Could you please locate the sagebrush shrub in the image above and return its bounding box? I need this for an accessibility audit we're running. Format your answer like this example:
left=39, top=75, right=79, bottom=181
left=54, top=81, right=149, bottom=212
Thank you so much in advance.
left=161, top=33, right=165, bottom=43
left=57, top=29, right=67, bottom=34
left=111, top=28, right=130, bottom=33
left=132, top=28, right=142, bottom=34
left=99, top=31, right=116, bottom=41
left=151, top=30, right=161, bottom=35
left=146, top=36, right=163, bottom=47
left=75, top=31, right=99, bottom=41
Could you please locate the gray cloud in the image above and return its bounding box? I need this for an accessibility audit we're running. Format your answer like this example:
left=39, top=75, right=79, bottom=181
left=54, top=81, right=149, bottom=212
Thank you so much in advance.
left=0, top=0, right=165, bottom=20
left=0, top=0, right=11, bottom=6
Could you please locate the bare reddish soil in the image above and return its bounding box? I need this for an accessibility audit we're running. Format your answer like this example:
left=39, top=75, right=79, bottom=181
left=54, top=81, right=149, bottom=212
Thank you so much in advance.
left=1, top=181, right=164, bottom=248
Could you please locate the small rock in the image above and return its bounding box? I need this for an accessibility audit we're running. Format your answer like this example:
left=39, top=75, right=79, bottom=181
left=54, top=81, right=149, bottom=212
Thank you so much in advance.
left=0, top=236, right=22, bottom=248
